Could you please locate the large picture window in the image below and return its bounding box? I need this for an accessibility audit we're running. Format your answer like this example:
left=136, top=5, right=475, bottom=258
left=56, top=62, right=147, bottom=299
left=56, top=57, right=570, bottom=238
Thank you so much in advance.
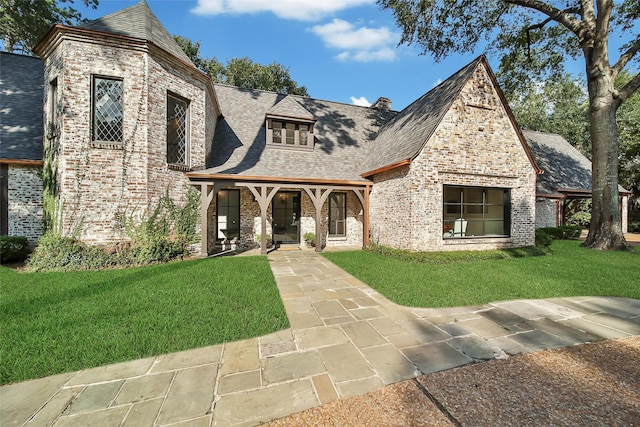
left=443, top=186, right=510, bottom=238
left=217, top=190, right=240, bottom=241
left=329, top=192, right=346, bottom=236
left=92, top=76, right=123, bottom=143
left=167, top=93, right=189, bottom=165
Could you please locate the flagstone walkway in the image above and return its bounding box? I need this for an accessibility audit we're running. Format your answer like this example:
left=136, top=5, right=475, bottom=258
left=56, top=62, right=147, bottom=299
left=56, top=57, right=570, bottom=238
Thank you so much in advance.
left=2, top=250, right=639, bottom=426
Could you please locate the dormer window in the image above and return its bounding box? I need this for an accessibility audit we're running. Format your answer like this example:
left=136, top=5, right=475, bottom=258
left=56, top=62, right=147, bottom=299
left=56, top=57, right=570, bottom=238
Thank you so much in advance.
left=267, top=118, right=314, bottom=149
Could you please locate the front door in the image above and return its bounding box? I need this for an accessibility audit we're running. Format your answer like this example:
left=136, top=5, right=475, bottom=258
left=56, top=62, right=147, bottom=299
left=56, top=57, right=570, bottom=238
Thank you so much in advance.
left=272, top=191, right=301, bottom=244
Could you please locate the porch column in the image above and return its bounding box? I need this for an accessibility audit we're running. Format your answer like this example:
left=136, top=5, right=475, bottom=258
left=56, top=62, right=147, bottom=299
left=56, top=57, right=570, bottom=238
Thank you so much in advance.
left=364, top=185, right=370, bottom=248
left=303, top=187, right=333, bottom=253
left=199, top=183, right=215, bottom=256
left=245, top=184, right=280, bottom=254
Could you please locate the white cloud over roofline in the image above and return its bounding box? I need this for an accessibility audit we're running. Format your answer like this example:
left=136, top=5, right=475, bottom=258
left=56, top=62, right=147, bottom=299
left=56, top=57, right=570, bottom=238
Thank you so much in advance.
left=350, top=96, right=371, bottom=107
left=191, top=0, right=375, bottom=21
left=309, top=19, right=400, bottom=62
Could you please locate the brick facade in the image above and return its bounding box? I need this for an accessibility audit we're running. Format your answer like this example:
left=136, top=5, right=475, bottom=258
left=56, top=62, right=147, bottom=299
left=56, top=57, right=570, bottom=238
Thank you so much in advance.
left=7, top=165, right=44, bottom=243
left=370, top=63, right=537, bottom=251
left=41, top=34, right=216, bottom=245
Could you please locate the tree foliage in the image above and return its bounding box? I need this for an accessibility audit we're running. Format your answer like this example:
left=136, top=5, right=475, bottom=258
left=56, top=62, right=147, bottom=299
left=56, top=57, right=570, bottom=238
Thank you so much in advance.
left=616, top=70, right=640, bottom=208
left=378, top=0, right=640, bottom=250
left=174, top=35, right=309, bottom=96
left=504, top=73, right=590, bottom=154
left=0, top=0, right=98, bottom=54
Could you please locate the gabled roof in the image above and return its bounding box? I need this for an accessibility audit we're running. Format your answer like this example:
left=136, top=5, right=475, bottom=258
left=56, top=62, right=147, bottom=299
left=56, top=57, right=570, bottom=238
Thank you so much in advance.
left=363, top=57, right=482, bottom=175
left=189, top=85, right=394, bottom=183
left=0, top=52, right=43, bottom=162
left=523, top=130, right=628, bottom=196
left=77, top=0, right=193, bottom=66
left=267, top=96, right=315, bottom=121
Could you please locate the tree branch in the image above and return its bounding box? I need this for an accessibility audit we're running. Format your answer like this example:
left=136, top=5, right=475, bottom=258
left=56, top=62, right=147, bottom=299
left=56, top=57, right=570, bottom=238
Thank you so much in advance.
left=612, top=36, right=640, bottom=77
left=618, top=72, right=640, bottom=104
left=504, top=0, right=585, bottom=36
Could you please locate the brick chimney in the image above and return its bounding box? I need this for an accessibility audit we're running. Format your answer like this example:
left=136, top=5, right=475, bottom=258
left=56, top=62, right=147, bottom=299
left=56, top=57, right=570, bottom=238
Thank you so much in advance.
left=371, top=97, right=391, bottom=111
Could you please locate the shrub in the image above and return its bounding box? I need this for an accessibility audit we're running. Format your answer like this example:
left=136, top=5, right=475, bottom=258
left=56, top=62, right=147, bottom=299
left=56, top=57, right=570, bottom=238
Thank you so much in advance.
left=535, top=229, right=554, bottom=248
left=629, top=222, right=640, bottom=233
left=0, top=236, right=31, bottom=263
left=559, top=225, right=583, bottom=239
left=27, top=233, right=114, bottom=272
left=303, top=232, right=315, bottom=247
left=367, top=242, right=546, bottom=263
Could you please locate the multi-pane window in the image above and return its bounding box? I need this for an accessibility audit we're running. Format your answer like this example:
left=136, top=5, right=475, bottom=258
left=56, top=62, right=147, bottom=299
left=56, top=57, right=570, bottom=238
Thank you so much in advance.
left=217, top=190, right=240, bottom=240
left=167, top=93, right=189, bottom=165
left=329, top=193, right=347, bottom=236
left=443, top=186, right=510, bottom=238
left=92, top=76, right=123, bottom=142
left=267, top=119, right=314, bottom=148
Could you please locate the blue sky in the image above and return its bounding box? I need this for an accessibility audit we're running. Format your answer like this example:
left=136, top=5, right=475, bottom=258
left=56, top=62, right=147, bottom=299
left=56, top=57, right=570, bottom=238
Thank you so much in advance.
left=80, top=0, right=632, bottom=111
left=77, top=0, right=489, bottom=110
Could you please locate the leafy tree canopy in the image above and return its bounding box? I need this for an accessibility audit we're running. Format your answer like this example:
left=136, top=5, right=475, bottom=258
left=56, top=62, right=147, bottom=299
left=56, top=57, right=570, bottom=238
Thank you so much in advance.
left=174, top=35, right=309, bottom=96
left=0, top=0, right=98, bottom=54
left=379, top=0, right=639, bottom=249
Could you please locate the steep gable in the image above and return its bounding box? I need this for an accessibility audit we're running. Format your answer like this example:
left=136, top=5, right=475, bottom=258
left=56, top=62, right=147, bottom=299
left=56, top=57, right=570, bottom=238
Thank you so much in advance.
left=363, top=56, right=539, bottom=177
left=362, top=57, right=481, bottom=176
left=78, top=0, right=194, bottom=66
left=267, top=95, right=315, bottom=121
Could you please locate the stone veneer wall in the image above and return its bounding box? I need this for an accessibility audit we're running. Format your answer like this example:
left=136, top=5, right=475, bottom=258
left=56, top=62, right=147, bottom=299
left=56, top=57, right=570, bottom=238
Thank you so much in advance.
left=535, top=198, right=560, bottom=229
left=370, top=63, right=537, bottom=252
left=7, top=165, right=44, bottom=243
left=43, top=36, right=213, bottom=246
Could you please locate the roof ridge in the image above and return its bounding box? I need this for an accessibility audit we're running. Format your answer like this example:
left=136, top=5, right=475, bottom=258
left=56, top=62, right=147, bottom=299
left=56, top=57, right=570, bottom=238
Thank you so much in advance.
left=78, top=1, right=194, bottom=66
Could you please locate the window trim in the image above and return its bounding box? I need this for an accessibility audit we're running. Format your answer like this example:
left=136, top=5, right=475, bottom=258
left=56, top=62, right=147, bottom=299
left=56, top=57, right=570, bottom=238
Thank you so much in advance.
left=329, top=192, right=347, bottom=237
left=91, top=75, right=123, bottom=145
left=266, top=118, right=315, bottom=150
left=216, top=189, right=240, bottom=241
left=166, top=91, right=190, bottom=168
left=442, top=185, right=511, bottom=239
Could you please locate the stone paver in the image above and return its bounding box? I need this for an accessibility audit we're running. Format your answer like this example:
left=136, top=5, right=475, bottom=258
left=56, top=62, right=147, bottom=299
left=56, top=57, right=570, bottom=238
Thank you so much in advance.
left=2, top=249, right=639, bottom=427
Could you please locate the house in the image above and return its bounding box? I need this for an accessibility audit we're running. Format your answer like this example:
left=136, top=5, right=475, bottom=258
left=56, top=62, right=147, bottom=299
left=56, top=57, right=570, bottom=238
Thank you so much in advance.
left=5, top=0, right=621, bottom=256
left=523, top=130, right=630, bottom=231
left=0, top=52, right=45, bottom=243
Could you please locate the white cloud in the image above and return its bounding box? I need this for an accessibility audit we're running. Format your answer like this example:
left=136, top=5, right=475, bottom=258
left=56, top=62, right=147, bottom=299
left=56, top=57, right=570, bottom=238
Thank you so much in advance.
left=350, top=96, right=371, bottom=107
left=309, top=19, right=400, bottom=62
left=191, top=0, right=375, bottom=21
left=432, top=78, right=443, bottom=88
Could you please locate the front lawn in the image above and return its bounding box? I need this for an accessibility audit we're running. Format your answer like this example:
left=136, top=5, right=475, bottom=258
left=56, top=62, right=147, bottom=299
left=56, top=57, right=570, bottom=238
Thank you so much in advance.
left=323, top=240, right=639, bottom=308
left=0, top=256, right=288, bottom=385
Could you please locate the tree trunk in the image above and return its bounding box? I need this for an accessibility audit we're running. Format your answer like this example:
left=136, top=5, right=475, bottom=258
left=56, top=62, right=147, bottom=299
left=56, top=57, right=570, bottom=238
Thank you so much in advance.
left=583, top=67, right=631, bottom=250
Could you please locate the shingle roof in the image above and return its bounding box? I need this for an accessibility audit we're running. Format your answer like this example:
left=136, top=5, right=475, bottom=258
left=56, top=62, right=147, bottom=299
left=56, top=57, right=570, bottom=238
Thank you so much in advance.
left=193, top=85, right=395, bottom=183
left=0, top=52, right=44, bottom=161
left=522, top=130, right=627, bottom=195
left=267, top=96, right=315, bottom=121
left=78, top=0, right=194, bottom=66
left=363, top=57, right=482, bottom=174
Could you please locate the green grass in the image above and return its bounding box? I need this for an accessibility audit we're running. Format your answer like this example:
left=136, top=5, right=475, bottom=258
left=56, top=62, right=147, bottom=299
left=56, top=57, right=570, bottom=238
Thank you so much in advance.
left=0, top=256, right=288, bottom=385
left=323, top=240, right=640, bottom=308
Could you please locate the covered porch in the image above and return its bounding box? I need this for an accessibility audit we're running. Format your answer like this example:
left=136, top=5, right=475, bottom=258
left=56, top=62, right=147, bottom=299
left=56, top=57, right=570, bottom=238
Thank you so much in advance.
left=187, top=173, right=372, bottom=255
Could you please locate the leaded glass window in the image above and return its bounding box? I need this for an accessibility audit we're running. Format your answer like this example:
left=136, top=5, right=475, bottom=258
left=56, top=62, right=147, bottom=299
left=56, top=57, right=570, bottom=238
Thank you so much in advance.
left=92, top=76, right=123, bottom=142
left=167, top=93, right=189, bottom=165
